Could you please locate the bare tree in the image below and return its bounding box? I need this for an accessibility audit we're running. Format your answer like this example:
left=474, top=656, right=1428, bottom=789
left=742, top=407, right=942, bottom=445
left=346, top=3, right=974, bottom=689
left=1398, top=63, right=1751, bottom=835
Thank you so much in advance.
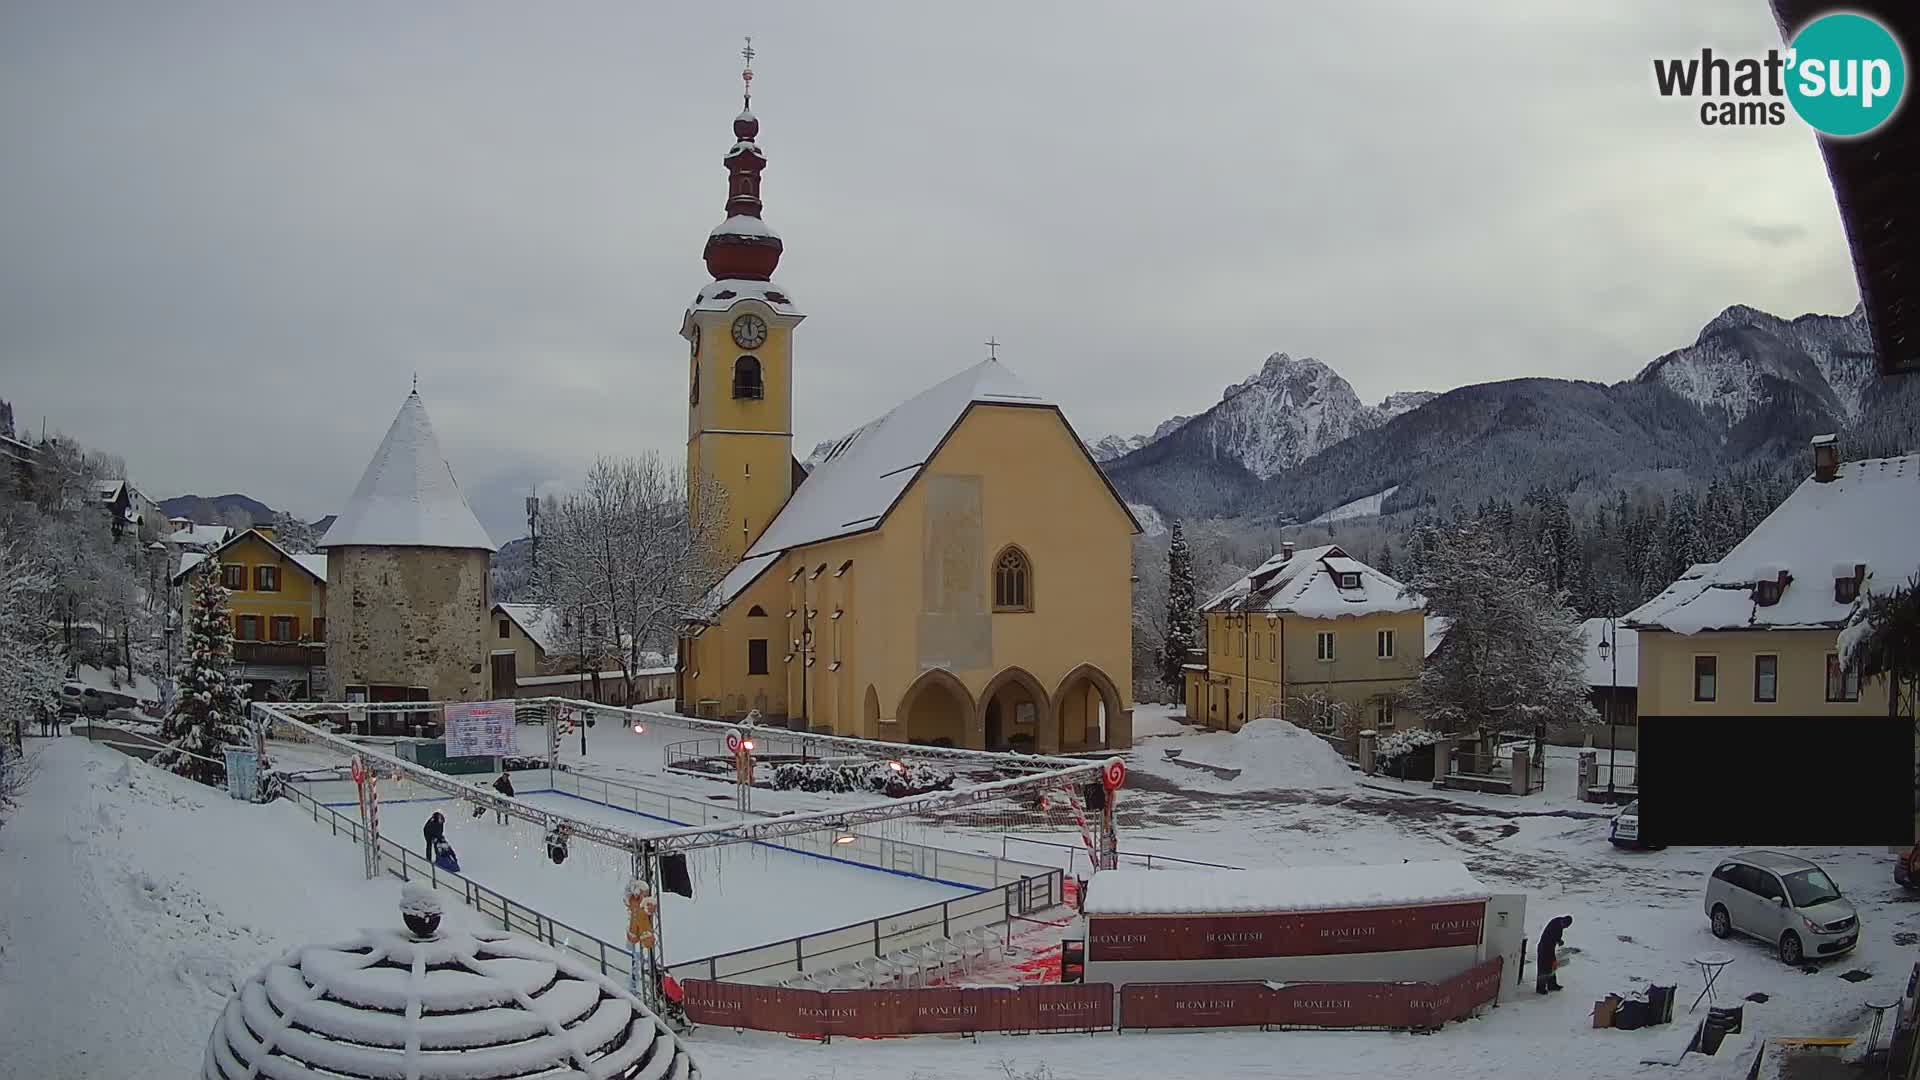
left=268, top=511, right=317, bottom=553
left=531, top=454, right=731, bottom=703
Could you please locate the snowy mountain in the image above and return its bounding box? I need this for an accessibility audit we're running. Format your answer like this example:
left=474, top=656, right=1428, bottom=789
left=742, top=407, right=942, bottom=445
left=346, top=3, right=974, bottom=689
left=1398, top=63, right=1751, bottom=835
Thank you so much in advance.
left=1633, top=303, right=1875, bottom=428
left=1087, top=415, right=1194, bottom=462
left=1108, top=303, right=1897, bottom=526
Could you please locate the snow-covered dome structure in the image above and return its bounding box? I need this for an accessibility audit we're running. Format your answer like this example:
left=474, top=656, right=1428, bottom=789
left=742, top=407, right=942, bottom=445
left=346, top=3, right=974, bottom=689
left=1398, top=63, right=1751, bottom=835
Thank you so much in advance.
left=203, top=897, right=698, bottom=1079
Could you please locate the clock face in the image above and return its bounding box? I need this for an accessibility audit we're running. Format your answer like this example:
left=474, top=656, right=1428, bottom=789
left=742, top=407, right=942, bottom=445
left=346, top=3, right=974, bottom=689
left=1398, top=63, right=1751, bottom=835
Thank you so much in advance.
left=731, top=314, right=769, bottom=349
left=689, top=323, right=701, bottom=357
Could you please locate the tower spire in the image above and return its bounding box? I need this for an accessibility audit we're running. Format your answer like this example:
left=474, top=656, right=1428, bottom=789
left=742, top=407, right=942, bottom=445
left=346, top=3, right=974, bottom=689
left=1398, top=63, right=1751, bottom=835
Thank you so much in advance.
left=703, top=36, right=784, bottom=281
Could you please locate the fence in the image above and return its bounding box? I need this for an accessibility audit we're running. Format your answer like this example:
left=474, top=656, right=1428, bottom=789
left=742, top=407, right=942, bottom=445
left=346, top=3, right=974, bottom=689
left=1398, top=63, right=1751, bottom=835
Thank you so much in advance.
left=1442, top=739, right=1546, bottom=795
left=679, top=957, right=1504, bottom=1039
left=279, top=768, right=1062, bottom=987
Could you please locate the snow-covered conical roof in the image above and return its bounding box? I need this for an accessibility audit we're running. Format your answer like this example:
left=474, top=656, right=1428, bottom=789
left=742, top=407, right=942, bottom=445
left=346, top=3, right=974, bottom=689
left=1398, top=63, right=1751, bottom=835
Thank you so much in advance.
left=204, top=923, right=698, bottom=1079
left=319, top=391, right=496, bottom=552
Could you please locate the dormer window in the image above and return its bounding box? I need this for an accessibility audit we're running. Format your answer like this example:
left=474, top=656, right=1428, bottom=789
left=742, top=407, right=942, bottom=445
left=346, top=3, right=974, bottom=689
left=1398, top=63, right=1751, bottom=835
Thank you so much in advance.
left=1753, top=570, right=1790, bottom=607
left=1338, top=572, right=1360, bottom=590
left=1836, top=577, right=1859, bottom=603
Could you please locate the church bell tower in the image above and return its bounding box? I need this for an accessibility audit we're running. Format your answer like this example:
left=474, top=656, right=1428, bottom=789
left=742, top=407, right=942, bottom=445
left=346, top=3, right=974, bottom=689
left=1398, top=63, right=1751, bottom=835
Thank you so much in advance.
left=683, top=38, right=804, bottom=561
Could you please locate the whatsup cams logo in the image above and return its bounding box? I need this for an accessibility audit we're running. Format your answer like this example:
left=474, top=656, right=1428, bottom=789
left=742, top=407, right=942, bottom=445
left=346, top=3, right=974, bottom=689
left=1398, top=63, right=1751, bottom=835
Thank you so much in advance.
left=1654, top=11, right=1907, bottom=136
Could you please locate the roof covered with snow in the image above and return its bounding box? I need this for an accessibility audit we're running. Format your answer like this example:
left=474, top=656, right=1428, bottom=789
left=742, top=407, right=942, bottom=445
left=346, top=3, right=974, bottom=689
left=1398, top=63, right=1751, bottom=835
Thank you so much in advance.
left=496, top=603, right=564, bottom=654
left=1204, top=545, right=1424, bottom=619
left=709, top=214, right=780, bottom=240
left=1085, top=860, right=1489, bottom=916
left=170, top=523, right=233, bottom=550
left=175, top=530, right=329, bottom=585
left=204, top=924, right=697, bottom=1080
left=1626, top=453, right=1920, bottom=634
left=319, top=392, right=497, bottom=552
left=686, top=278, right=803, bottom=318
left=700, top=550, right=781, bottom=613
left=1579, top=618, right=1638, bottom=688
left=1424, top=615, right=1451, bottom=658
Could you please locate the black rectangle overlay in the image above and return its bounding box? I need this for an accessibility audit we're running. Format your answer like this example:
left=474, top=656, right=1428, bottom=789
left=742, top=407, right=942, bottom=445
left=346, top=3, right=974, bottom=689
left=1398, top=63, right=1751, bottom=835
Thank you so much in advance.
left=1638, top=716, right=1914, bottom=847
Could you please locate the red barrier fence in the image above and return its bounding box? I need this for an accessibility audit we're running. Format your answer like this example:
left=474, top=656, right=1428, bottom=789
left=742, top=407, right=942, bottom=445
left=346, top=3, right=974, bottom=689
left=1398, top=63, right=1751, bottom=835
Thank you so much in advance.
left=1087, top=901, right=1487, bottom=962
left=1118, top=957, right=1505, bottom=1032
left=681, top=980, right=1114, bottom=1037
left=682, top=957, right=1502, bottom=1038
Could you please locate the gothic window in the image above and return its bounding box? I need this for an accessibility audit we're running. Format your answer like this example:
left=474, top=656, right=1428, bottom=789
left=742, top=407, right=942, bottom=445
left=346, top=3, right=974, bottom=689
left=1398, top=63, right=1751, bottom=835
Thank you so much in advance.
left=732, top=355, right=763, bottom=399
left=993, top=546, right=1033, bottom=612
left=747, top=605, right=767, bottom=617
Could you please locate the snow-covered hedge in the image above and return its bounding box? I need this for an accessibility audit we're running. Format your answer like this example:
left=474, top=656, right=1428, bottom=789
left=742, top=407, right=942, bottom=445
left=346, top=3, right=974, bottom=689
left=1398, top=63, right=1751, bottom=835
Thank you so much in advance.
left=769, top=760, right=955, bottom=798
left=1375, top=727, right=1445, bottom=761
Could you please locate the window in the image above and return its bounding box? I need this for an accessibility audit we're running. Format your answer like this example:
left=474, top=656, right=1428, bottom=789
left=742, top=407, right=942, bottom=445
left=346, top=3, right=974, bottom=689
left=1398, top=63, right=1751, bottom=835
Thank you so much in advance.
left=732, top=355, right=763, bottom=399
left=689, top=364, right=699, bottom=405
left=1267, top=632, right=1276, bottom=661
left=222, top=564, right=246, bottom=590
left=747, top=605, right=767, bottom=617
left=747, top=638, right=769, bottom=676
left=1755, top=580, right=1781, bottom=605
left=1693, top=656, right=1717, bottom=702
left=1753, top=655, right=1778, bottom=703
left=1826, top=653, right=1860, bottom=702
left=254, top=565, right=280, bottom=592
left=1377, top=629, right=1395, bottom=659
left=236, top=615, right=261, bottom=641
left=993, top=546, right=1032, bottom=611
left=1339, top=572, right=1360, bottom=589
left=1376, top=697, right=1396, bottom=727
left=1316, top=631, right=1336, bottom=661
left=270, top=616, right=298, bottom=642
left=498, top=619, right=511, bottom=639
left=313, top=617, right=326, bottom=641
left=1836, top=576, right=1859, bottom=603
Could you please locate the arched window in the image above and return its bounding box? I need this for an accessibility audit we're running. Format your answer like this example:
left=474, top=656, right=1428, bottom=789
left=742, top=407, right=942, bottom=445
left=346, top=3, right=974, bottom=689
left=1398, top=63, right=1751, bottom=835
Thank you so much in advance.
left=732, top=355, right=763, bottom=399
left=993, top=546, right=1032, bottom=612
left=746, top=605, right=767, bottom=617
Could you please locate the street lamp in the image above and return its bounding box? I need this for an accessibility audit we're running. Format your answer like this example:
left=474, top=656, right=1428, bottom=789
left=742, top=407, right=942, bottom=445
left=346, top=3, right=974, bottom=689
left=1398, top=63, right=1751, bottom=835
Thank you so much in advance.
left=1597, top=615, right=1618, bottom=799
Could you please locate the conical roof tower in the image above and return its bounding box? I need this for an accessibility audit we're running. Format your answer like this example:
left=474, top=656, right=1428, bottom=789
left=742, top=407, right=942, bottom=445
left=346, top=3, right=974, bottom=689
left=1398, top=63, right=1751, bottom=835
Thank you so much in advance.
left=320, top=391, right=496, bottom=552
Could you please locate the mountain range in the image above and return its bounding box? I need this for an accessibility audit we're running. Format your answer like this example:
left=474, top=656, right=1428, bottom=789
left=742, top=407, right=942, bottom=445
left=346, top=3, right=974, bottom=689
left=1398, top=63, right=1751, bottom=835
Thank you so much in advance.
left=1100, top=302, right=1913, bottom=525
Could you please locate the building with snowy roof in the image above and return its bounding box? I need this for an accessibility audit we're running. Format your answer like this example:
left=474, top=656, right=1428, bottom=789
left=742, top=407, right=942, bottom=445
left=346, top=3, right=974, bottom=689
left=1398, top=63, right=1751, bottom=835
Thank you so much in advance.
left=319, top=391, right=497, bottom=709
left=174, top=525, right=330, bottom=699
left=1185, top=542, right=1426, bottom=752
left=1626, top=438, right=1918, bottom=722
left=673, top=53, right=1139, bottom=751
left=204, top=892, right=699, bottom=1079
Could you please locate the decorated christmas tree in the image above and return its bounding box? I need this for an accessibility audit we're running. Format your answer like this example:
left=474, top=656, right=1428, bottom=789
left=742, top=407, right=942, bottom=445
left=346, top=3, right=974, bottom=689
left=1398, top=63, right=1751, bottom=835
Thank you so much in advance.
left=155, top=562, right=251, bottom=785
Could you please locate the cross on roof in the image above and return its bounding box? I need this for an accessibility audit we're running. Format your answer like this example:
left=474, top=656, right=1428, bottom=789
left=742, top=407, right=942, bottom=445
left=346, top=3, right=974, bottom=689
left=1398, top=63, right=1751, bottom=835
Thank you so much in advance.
left=985, top=337, right=1001, bottom=360
left=741, top=36, right=755, bottom=104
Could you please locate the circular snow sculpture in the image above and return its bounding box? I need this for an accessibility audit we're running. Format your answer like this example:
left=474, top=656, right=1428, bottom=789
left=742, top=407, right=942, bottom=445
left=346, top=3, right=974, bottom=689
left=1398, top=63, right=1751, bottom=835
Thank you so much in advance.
left=203, top=900, right=699, bottom=1079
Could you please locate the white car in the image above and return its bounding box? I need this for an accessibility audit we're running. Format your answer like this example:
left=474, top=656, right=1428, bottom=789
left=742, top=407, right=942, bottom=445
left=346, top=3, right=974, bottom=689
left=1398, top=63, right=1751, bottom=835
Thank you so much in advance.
left=1607, top=800, right=1664, bottom=850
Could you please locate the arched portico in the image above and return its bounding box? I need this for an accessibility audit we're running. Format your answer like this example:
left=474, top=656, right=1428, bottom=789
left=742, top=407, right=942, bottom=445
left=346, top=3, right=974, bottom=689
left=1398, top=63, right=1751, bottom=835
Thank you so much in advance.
left=977, top=667, right=1050, bottom=752
left=1050, top=663, right=1125, bottom=753
left=897, top=668, right=975, bottom=749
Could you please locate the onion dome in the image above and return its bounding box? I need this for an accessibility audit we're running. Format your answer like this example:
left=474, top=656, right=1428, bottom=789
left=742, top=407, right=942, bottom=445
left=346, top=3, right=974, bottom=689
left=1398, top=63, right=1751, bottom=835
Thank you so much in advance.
left=703, top=40, right=783, bottom=281
left=203, top=895, right=699, bottom=1079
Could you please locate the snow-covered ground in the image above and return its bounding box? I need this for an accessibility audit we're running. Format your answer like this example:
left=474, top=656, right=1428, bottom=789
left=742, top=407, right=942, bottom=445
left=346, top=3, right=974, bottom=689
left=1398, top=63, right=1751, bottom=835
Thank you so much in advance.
left=4, top=716, right=1908, bottom=1078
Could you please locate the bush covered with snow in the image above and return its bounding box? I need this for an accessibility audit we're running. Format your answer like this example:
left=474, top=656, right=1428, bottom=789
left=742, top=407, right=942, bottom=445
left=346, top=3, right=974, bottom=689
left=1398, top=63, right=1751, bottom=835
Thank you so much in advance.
left=1375, top=727, right=1445, bottom=761
left=769, top=759, right=955, bottom=798
left=1178, top=718, right=1357, bottom=791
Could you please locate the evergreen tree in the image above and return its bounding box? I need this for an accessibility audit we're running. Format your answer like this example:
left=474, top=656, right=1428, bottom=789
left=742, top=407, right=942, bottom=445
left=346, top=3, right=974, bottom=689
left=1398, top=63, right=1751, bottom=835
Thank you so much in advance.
left=1403, top=517, right=1595, bottom=734
left=1376, top=542, right=1395, bottom=578
left=1157, top=521, right=1199, bottom=691
left=155, top=563, right=251, bottom=786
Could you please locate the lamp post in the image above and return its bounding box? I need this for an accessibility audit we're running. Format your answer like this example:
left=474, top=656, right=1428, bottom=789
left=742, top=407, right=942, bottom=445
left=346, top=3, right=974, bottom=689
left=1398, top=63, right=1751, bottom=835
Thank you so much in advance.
left=1598, top=615, right=1618, bottom=798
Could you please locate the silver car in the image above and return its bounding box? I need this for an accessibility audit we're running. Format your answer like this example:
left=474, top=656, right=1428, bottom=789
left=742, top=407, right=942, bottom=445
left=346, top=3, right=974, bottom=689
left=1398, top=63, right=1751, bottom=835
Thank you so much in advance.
left=1705, top=851, right=1858, bottom=965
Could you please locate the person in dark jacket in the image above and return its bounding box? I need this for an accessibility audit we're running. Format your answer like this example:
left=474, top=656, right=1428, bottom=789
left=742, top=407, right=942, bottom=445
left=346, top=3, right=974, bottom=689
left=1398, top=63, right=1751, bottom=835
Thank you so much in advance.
left=492, top=772, right=514, bottom=824
left=1536, top=915, right=1573, bottom=994
left=423, top=811, right=446, bottom=855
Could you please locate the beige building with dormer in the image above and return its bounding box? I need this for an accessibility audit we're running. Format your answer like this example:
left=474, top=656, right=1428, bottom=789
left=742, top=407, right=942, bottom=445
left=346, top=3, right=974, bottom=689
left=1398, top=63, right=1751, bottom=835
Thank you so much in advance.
left=673, top=64, right=1137, bottom=751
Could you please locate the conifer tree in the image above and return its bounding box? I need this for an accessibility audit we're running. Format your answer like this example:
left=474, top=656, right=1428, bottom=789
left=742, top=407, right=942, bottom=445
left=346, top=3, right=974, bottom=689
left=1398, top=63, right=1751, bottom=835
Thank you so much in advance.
left=1158, top=521, right=1198, bottom=692
left=155, top=563, right=251, bottom=785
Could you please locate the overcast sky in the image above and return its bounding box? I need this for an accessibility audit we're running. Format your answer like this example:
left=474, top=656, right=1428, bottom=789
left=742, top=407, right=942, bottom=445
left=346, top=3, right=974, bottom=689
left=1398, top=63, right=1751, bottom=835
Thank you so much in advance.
left=0, top=2, right=1863, bottom=540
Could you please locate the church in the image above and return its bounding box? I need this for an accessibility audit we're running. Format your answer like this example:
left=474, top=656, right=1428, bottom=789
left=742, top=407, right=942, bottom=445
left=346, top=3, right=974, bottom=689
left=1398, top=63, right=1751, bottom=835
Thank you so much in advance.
left=675, top=51, right=1138, bottom=752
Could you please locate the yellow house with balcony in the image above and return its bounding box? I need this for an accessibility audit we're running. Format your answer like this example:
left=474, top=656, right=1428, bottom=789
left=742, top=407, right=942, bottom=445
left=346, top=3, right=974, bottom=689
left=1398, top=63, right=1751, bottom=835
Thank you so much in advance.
left=175, top=525, right=328, bottom=698
left=1185, top=543, right=1427, bottom=746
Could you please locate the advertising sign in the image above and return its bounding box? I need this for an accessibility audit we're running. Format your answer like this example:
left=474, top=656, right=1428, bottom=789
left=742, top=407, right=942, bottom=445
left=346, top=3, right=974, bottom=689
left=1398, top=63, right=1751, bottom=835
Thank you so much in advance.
left=444, top=701, right=516, bottom=757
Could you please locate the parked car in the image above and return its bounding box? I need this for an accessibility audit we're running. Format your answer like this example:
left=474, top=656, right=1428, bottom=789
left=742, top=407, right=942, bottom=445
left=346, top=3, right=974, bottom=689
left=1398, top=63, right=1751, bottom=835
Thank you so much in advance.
left=1705, top=851, right=1858, bottom=965
left=57, top=682, right=85, bottom=716
left=1607, top=800, right=1665, bottom=849
left=1896, top=845, right=1920, bottom=891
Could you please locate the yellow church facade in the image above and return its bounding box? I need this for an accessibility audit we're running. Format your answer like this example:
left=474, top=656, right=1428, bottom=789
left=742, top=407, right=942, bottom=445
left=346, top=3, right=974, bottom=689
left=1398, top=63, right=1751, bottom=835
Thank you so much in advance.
left=674, top=62, right=1137, bottom=752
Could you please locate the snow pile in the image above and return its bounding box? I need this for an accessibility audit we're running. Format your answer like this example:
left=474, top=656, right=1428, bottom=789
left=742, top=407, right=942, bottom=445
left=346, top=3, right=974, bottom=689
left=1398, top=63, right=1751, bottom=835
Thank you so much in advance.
left=1177, top=718, right=1357, bottom=791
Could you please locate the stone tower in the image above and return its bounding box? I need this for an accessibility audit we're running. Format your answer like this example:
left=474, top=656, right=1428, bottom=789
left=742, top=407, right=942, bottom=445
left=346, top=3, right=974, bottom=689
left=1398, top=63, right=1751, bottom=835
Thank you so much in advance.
left=682, top=40, right=805, bottom=561
left=319, top=391, right=497, bottom=702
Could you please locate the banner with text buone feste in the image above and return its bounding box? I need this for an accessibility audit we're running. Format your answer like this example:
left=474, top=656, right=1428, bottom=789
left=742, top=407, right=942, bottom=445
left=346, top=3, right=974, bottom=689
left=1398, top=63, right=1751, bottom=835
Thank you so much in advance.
left=1087, top=901, right=1486, bottom=962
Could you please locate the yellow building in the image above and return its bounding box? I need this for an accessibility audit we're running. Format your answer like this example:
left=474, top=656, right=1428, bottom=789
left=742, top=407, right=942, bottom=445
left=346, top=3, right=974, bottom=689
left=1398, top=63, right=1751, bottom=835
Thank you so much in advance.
left=175, top=526, right=328, bottom=698
left=1184, top=543, right=1427, bottom=744
left=1627, top=443, right=1916, bottom=721
left=674, top=72, right=1138, bottom=751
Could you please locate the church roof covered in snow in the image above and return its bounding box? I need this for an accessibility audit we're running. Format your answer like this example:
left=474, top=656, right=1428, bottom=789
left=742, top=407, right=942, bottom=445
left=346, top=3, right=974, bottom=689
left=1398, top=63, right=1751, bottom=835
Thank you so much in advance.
left=1626, top=452, right=1920, bottom=634
left=204, top=910, right=698, bottom=1080
left=1204, top=545, right=1423, bottom=619
left=319, top=392, right=496, bottom=552
left=1086, top=860, right=1488, bottom=916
